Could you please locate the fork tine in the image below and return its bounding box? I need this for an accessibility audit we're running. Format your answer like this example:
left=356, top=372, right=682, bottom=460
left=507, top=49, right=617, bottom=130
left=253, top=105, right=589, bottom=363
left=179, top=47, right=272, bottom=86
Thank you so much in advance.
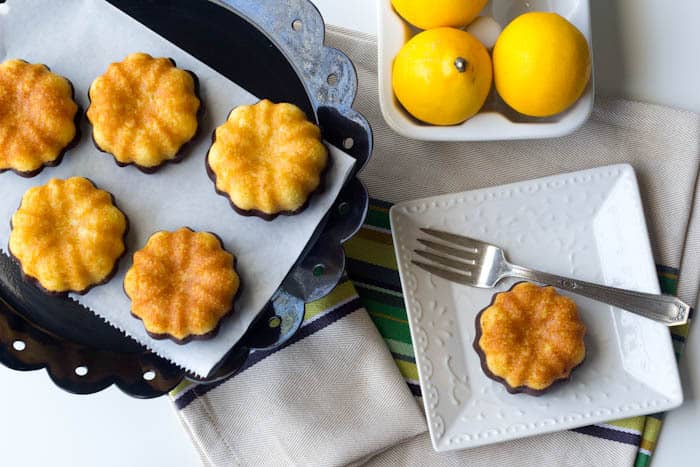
left=411, top=261, right=473, bottom=285
left=417, top=238, right=477, bottom=262
left=420, top=228, right=490, bottom=252
left=414, top=250, right=475, bottom=273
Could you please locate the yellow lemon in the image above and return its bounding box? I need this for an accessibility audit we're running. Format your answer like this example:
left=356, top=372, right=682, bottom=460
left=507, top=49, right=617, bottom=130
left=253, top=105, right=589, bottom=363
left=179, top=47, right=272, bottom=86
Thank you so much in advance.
left=392, top=28, right=492, bottom=126
left=391, top=0, right=488, bottom=30
left=493, top=12, right=591, bottom=117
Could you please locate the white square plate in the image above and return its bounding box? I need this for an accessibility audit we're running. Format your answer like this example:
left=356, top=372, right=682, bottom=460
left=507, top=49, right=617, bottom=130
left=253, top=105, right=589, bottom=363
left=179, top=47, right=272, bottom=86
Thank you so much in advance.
left=377, top=0, right=594, bottom=141
left=389, top=164, right=682, bottom=451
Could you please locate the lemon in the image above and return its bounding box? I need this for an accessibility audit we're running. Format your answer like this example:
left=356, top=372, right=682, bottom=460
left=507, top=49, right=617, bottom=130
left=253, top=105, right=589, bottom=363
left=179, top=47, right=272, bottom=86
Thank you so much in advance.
left=392, top=28, right=492, bottom=126
left=493, top=12, right=591, bottom=117
left=391, top=0, right=488, bottom=30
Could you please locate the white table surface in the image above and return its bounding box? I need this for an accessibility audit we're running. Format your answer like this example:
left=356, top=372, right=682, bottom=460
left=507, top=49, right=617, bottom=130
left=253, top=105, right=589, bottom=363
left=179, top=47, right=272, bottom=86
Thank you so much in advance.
left=1, top=1, right=698, bottom=466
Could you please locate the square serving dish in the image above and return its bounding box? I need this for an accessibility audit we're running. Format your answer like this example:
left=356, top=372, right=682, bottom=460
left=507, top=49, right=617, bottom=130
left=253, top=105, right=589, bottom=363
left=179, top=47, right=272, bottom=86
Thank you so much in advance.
left=389, top=164, right=682, bottom=451
left=377, top=0, right=595, bottom=141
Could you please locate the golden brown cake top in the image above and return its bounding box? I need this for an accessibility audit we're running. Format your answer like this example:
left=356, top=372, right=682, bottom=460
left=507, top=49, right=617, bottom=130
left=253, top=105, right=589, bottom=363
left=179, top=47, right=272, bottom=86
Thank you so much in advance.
left=124, top=228, right=240, bottom=342
left=477, top=282, right=586, bottom=391
left=207, top=99, right=328, bottom=216
left=0, top=59, right=78, bottom=175
left=87, top=53, right=200, bottom=170
left=9, top=177, right=127, bottom=294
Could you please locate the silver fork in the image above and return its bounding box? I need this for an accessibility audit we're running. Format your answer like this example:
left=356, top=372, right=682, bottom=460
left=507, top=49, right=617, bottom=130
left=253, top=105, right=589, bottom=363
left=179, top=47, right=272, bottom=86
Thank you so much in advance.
left=412, top=228, right=690, bottom=326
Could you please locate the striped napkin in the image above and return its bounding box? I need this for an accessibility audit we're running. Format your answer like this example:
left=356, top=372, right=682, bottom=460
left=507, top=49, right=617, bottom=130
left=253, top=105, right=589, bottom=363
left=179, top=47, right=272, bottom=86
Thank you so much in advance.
left=170, top=26, right=700, bottom=466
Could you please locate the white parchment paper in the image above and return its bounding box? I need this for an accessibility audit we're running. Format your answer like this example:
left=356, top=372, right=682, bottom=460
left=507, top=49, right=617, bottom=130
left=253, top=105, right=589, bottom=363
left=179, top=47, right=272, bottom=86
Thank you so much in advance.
left=0, top=0, right=355, bottom=376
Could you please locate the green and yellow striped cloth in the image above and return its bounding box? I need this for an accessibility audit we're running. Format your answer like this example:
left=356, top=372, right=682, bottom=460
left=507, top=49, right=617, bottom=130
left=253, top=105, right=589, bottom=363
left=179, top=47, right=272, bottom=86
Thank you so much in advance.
left=172, top=199, right=690, bottom=466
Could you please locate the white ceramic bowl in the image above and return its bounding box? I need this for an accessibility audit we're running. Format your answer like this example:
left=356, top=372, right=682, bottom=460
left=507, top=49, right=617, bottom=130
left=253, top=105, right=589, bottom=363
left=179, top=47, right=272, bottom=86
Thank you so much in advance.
left=377, top=0, right=594, bottom=141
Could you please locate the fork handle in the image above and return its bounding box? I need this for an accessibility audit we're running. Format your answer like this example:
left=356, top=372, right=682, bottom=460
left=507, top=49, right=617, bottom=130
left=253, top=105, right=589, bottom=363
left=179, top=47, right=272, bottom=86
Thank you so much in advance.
left=508, top=265, right=690, bottom=326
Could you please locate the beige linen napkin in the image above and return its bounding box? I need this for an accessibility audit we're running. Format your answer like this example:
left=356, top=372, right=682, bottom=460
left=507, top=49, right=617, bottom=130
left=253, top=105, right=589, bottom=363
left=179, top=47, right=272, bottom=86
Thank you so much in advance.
left=174, top=289, right=427, bottom=466
left=172, top=26, right=700, bottom=466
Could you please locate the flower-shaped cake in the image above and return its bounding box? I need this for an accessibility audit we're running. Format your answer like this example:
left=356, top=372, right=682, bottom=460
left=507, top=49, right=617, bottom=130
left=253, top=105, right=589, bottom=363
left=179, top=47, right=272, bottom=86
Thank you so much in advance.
left=87, top=53, right=200, bottom=172
left=206, top=99, right=328, bottom=219
left=0, top=59, right=79, bottom=176
left=124, top=228, right=240, bottom=343
left=474, top=282, right=586, bottom=395
left=9, top=177, right=128, bottom=294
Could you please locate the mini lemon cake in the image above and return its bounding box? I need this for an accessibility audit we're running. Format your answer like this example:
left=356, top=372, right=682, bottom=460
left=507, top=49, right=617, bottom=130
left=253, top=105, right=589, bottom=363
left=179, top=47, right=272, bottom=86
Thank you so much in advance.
left=206, top=99, right=328, bottom=219
left=87, top=53, right=201, bottom=172
left=474, top=282, right=586, bottom=395
left=9, top=177, right=128, bottom=294
left=0, top=59, right=79, bottom=176
left=124, top=228, right=240, bottom=343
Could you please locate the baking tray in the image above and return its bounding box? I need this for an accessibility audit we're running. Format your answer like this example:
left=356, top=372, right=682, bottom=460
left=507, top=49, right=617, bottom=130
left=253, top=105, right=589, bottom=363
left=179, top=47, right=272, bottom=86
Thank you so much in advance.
left=0, top=0, right=372, bottom=397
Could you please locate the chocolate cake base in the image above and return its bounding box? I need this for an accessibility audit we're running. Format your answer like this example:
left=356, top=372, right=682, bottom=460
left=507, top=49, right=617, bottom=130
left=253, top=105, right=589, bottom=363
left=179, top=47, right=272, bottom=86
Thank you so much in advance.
left=125, top=228, right=242, bottom=345
left=472, top=281, right=586, bottom=396
left=0, top=63, right=82, bottom=178
left=86, top=58, right=204, bottom=174
left=8, top=178, right=130, bottom=297
left=205, top=102, right=330, bottom=221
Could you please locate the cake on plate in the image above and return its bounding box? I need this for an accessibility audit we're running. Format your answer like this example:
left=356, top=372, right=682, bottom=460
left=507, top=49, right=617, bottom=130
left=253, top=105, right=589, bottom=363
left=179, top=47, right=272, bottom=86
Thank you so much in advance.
left=474, top=282, right=586, bottom=395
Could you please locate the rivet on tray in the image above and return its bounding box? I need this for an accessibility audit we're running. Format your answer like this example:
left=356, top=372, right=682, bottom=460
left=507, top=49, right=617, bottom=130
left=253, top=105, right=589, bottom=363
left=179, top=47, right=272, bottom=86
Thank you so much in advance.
left=313, top=264, right=326, bottom=277
left=268, top=316, right=282, bottom=328
left=337, top=201, right=350, bottom=216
